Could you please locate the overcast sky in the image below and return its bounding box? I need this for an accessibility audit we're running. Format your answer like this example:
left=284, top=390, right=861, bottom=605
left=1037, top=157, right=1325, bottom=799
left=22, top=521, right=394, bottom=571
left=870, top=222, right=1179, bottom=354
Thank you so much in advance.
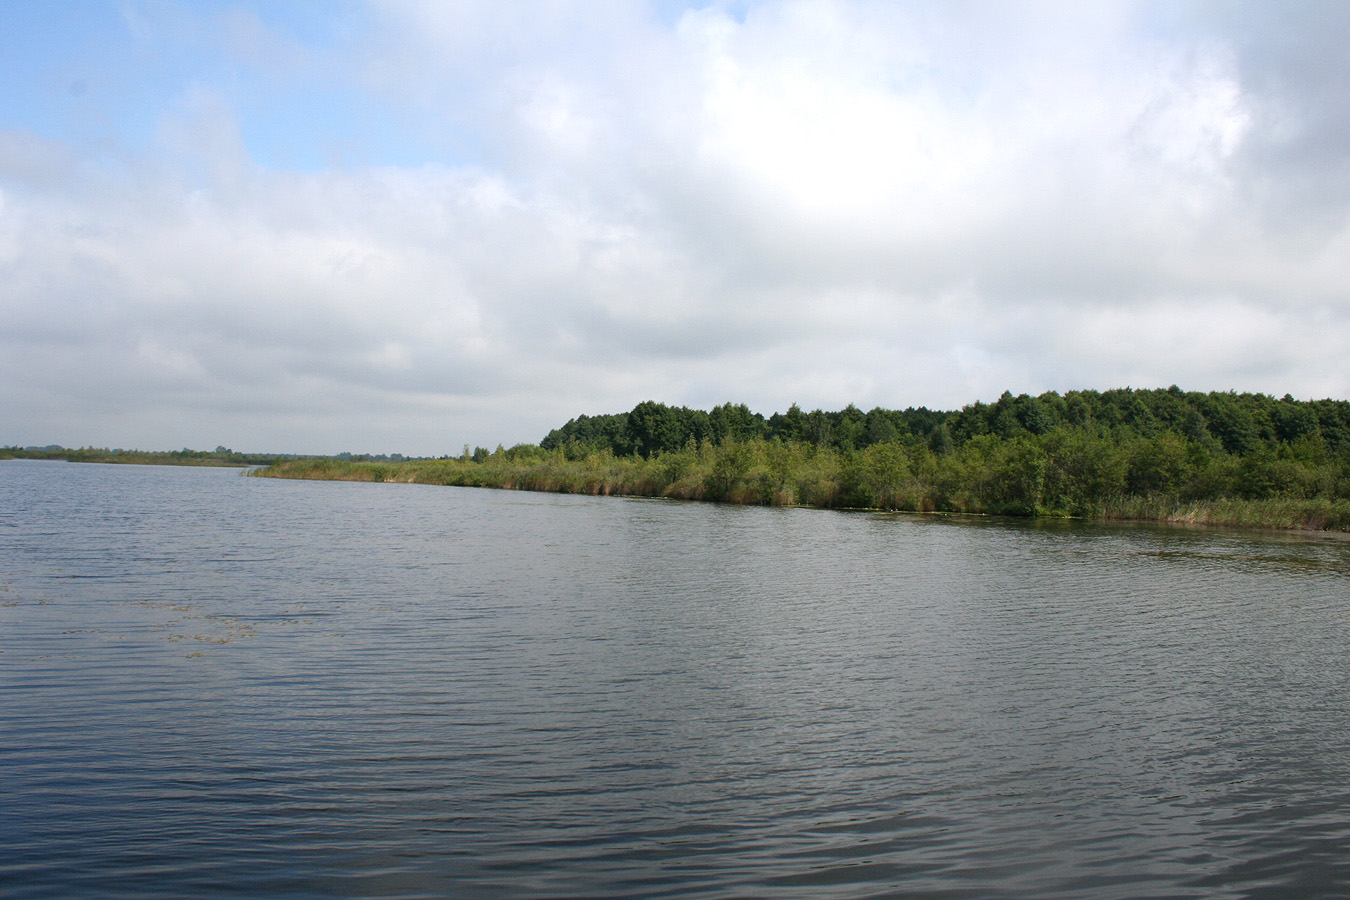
left=3, top=1, right=1348, bottom=454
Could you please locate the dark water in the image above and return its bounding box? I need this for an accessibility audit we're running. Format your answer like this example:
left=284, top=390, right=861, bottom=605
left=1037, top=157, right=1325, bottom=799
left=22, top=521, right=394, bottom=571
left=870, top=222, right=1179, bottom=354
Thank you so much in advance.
left=3, top=460, right=1350, bottom=899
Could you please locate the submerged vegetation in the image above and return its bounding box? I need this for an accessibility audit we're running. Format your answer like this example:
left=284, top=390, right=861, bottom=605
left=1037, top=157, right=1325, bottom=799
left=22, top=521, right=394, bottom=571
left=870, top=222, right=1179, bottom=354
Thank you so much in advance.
left=255, top=388, right=1350, bottom=534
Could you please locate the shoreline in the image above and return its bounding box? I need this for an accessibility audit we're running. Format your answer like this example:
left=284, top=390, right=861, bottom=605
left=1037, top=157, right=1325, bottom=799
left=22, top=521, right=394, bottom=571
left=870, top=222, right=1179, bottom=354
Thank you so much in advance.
left=250, top=457, right=1350, bottom=537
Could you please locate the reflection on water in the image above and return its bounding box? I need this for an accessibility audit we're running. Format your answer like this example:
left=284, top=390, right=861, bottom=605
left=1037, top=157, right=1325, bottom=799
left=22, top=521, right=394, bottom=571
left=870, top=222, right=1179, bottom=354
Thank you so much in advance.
left=2, top=459, right=1349, bottom=899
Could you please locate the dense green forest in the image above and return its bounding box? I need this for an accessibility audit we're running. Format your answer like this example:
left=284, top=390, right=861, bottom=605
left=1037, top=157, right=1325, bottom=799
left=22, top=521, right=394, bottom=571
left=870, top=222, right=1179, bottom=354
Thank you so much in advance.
left=540, top=388, right=1349, bottom=461
left=258, top=388, right=1350, bottom=533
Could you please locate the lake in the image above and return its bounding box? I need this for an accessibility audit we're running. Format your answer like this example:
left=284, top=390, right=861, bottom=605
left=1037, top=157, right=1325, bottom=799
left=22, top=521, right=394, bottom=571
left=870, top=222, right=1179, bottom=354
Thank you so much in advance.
left=3, top=459, right=1349, bottom=899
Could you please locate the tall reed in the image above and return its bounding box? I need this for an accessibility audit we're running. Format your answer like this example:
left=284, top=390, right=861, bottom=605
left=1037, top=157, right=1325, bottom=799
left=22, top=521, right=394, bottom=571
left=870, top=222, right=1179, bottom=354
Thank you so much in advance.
left=252, top=438, right=1350, bottom=533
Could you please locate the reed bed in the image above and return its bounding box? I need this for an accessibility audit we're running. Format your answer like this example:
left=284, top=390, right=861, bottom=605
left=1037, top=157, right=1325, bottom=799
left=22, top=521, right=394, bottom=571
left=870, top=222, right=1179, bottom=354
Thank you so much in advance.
left=254, top=440, right=1350, bottom=534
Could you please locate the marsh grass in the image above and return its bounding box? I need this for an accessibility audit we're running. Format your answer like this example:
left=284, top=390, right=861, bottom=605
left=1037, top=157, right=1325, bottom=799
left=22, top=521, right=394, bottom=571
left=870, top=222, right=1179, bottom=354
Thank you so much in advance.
left=255, top=440, right=1350, bottom=534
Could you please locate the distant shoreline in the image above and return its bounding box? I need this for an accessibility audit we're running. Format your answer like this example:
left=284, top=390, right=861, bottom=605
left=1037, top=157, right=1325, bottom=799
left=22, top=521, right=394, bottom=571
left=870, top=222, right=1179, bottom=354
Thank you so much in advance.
left=13, top=386, right=1350, bottom=535
left=1, top=448, right=288, bottom=467
left=250, top=454, right=1350, bottom=536
left=7, top=447, right=1345, bottom=535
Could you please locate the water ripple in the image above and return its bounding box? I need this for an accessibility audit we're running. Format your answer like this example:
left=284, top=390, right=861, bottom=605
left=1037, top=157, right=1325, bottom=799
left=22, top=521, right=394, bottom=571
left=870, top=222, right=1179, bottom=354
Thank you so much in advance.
left=2, top=460, right=1349, bottom=898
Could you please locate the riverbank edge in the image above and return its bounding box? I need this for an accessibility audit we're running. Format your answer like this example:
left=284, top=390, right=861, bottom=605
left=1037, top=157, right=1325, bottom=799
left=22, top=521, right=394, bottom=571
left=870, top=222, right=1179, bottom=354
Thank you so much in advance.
left=2, top=450, right=276, bottom=467
left=250, top=458, right=1350, bottom=536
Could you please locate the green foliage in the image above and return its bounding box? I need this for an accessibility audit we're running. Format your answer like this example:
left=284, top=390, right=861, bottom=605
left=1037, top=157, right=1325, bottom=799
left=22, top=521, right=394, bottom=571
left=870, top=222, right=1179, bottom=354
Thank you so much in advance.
left=625, top=401, right=688, bottom=458
left=709, top=402, right=767, bottom=444
left=1126, top=432, right=1190, bottom=497
left=859, top=441, right=911, bottom=509
left=539, top=412, right=630, bottom=457
left=237, top=387, right=1350, bottom=534
left=1040, top=428, right=1126, bottom=514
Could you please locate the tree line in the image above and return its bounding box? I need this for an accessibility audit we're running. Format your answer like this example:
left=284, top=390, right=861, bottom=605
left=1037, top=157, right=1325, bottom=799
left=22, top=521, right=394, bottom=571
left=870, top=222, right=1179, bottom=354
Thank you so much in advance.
left=541, top=388, right=1350, bottom=461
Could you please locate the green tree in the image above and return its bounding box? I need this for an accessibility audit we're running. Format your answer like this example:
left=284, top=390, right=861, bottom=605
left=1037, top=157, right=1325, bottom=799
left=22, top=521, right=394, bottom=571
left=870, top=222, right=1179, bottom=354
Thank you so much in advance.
left=1273, top=396, right=1318, bottom=443
left=860, top=442, right=911, bottom=509
left=708, top=402, right=765, bottom=444
left=929, top=423, right=954, bottom=455
left=1200, top=394, right=1258, bottom=455
left=1041, top=427, right=1126, bottom=512
left=625, top=401, right=684, bottom=457
left=865, top=407, right=899, bottom=445
left=768, top=403, right=809, bottom=443
left=1126, top=432, right=1190, bottom=496
left=833, top=404, right=866, bottom=451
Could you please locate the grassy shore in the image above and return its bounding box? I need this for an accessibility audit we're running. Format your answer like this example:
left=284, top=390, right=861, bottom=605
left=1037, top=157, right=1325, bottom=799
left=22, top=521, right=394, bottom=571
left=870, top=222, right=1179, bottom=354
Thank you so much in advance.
left=252, top=445, right=1350, bottom=534
left=1097, top=496, right=1350, bottom=533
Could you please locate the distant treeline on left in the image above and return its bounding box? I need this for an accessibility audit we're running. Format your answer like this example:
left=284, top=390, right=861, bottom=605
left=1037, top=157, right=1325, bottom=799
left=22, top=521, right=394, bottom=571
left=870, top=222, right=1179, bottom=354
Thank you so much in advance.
left=1, top=446, right=298, bottom=467
left=2, top=445, right=440, bottom=467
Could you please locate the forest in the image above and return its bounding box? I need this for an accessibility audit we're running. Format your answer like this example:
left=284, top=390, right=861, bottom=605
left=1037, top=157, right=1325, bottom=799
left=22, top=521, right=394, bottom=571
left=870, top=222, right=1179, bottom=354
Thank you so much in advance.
left=257, top=388, right=1350, bottom=532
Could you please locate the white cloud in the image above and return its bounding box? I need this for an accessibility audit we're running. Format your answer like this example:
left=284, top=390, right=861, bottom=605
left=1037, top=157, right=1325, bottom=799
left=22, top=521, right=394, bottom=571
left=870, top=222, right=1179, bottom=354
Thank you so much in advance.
left=2, top=1, right=1349, bottom=453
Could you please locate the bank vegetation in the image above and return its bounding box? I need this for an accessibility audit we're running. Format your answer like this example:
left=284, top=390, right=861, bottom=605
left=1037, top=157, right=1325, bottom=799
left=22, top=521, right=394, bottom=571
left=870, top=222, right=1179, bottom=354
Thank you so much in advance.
left=254, top=388, right=1350, bottom=534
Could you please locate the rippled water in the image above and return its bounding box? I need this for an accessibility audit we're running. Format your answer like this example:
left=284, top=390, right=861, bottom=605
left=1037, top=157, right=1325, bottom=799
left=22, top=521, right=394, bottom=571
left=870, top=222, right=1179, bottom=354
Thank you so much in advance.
left=3, top=459, right=1350, bottom=899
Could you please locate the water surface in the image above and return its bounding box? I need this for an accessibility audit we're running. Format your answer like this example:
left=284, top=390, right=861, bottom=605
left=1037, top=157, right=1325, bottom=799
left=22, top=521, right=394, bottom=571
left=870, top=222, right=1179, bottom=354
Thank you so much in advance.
left=3, top=459, right=1349, bottom=898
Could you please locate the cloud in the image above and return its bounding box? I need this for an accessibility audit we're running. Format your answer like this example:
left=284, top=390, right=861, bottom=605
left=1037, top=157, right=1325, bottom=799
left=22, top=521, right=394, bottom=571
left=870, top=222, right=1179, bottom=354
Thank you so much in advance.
left=2, top=1, right=1349, bottom=454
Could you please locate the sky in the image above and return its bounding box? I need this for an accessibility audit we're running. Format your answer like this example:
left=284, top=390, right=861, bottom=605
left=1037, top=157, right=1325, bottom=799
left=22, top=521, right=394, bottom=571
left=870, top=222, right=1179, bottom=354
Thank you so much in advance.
left=3, top=1, right=1349, bottom=455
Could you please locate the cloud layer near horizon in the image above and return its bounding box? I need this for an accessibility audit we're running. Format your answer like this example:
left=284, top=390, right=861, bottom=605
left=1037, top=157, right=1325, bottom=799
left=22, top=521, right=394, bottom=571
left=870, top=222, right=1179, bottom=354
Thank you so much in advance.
left=3, top=1, right=1349, bottom=454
